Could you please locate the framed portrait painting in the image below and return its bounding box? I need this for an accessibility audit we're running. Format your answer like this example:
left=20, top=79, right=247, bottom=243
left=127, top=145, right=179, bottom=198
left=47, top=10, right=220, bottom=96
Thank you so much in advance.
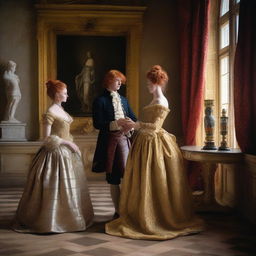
left=57, top=35, right=126, bottom=117
left=36, top=4, right=144, bottom=135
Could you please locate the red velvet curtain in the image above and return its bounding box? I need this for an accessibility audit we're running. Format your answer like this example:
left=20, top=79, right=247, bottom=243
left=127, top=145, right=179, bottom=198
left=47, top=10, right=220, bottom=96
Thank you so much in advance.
left=178, top=0, right=210, bottom=145
left=234, top=0, right=256, bottom=155
left=178, top=0, right=210, bottom=189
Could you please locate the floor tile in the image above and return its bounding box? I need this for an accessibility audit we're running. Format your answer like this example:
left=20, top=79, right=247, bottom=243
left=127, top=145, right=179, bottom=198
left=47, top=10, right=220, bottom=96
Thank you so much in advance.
left=70, top=237, right=108, bottom=247
left=157, top=249, right=198, bottom=256
left=37, top=249, right=75, bottom=256
left=0, top=249, right=24, bottom=256
left=0, top=182, right=255, bottom=256
left=83, top=247, right=122, bottom=256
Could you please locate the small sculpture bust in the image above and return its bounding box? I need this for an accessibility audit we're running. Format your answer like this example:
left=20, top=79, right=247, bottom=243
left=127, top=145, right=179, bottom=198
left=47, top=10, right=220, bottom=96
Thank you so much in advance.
left=2, top=60, right=21, bottom=123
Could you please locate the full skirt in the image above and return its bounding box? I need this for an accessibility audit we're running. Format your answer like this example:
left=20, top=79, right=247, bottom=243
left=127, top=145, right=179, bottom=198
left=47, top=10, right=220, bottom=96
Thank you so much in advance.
left=106, top=129, right=204, bottom=240
left=12, top=145, right=94, bottom=233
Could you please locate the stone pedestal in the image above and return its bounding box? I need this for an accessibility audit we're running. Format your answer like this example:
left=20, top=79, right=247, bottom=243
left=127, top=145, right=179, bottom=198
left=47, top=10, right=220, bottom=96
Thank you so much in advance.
left=0, top=122, right=27, bottom=141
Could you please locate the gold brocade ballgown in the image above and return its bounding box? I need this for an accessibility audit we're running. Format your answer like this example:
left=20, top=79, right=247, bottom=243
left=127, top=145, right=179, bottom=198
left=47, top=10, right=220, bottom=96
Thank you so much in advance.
left=12, top=112, right=94, bottom=233
left=105, top=104, right=204, bottom=240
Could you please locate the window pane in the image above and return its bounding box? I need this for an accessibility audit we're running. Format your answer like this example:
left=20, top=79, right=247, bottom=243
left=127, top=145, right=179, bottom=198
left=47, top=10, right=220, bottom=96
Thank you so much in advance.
left=221, top=74, right=229, bottom=105
left=220, top=56, right=229, bottom=110
left=220, top=0, right=229, bottom=16
left=236, top=14, right=239, bottom=43
left=220, top=56, right=228, bottom=74
left=220, top=22, right=229, bottom=49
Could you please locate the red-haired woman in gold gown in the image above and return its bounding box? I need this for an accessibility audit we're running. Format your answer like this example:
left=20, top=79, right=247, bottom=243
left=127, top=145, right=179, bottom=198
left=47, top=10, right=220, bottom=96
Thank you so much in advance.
left=106, top=66, right=204, bottom=240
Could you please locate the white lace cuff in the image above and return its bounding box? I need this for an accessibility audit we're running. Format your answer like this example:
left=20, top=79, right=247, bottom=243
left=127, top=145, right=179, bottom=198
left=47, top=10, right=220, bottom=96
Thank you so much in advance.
left=109, top=121, right=121, bottom=131
left=43, top=135, right=62, bottom=152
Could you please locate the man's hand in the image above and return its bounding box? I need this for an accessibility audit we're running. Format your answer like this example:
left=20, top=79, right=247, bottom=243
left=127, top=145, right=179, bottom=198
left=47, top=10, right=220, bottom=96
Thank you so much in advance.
left=116, top=118, right=127, bottom=127
left=120, top=118, right=136, bottom=133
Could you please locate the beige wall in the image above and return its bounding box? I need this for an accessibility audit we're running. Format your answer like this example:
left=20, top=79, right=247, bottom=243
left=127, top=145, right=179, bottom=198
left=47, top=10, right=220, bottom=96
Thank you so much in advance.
left=140, top=0, right=182, bottom=139
left=0, top=0, right=38, bottom=140
left=0, top=0, right=182, bottom=141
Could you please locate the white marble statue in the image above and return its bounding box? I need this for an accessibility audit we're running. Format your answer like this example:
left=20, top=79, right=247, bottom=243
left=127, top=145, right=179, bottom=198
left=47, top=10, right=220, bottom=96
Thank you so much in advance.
left=2, top=60, right=21, bottom=123
left=75, top=51, right=95, bottom=112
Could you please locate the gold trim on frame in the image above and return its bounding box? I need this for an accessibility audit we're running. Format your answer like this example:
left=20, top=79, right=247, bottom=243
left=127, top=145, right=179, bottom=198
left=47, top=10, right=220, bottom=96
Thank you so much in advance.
left=36, top=4, right=145, bottom=136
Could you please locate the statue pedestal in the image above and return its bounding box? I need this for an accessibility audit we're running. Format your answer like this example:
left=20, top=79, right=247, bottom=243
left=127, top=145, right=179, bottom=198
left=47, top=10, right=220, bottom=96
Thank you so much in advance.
left=0, top=122, right=27, bottom=141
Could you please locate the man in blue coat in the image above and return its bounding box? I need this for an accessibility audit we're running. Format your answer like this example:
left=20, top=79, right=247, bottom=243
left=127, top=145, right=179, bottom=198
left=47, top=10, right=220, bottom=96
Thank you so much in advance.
left=92, top=70, right=137, bottom=218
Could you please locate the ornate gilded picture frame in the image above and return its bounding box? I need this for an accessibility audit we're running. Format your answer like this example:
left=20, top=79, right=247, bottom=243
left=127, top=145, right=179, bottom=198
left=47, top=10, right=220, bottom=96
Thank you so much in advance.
left=36, top=3, right=145, bottom=135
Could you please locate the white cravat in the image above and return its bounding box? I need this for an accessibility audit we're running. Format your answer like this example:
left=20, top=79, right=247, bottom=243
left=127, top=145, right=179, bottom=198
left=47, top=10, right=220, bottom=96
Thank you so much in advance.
left=109, top=91, right=125, bottom=131
left=110, top=91, right=125, bottom=120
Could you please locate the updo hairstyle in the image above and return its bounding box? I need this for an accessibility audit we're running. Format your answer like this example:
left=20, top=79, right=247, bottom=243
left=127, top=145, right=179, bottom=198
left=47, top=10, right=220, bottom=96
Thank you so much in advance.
left=103, top=70, right=126, bottom=88
left=146, top=65, right=168, bottom=86
left=46, top=80, right=67, bottom=100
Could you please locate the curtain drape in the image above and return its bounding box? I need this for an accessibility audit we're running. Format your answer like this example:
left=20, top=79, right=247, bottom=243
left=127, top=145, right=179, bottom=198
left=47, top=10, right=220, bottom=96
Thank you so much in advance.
left=178, top=0, right=210, bottom=146
left=234, top=0, right=256, bottom=155
left=178, top=0, right=210, bottom=189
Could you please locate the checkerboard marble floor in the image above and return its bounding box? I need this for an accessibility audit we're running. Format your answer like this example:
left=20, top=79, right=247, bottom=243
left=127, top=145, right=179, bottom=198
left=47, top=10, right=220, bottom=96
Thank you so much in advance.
left=0, top=181, right=255, bottom=256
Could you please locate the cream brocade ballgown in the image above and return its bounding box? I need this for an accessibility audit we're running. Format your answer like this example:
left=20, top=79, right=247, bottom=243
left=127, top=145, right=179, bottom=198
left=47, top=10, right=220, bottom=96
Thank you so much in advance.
left=12, top=112, right=94, bottom=233
left=106, top=104, right=204, bottom=240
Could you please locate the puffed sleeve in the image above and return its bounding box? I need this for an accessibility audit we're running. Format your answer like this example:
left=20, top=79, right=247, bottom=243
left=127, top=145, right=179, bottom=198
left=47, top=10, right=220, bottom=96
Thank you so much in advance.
left=42, top=112, right=55, bottom=125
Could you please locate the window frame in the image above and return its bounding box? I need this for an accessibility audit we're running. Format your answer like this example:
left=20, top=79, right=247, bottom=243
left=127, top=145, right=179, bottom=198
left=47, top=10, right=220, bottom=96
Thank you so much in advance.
left=198, top=0, right=240, bottom=148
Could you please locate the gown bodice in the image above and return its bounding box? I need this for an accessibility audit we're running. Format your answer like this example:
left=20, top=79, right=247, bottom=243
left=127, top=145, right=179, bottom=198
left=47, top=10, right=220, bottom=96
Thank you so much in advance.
left=42, top=112, right=73, bottom=141
left=140, top=104, right=170, bottom=131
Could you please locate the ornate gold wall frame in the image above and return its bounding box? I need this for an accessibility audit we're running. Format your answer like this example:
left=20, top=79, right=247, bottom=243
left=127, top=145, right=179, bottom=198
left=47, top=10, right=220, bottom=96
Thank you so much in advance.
left=36, top=4, right=146, bottom=136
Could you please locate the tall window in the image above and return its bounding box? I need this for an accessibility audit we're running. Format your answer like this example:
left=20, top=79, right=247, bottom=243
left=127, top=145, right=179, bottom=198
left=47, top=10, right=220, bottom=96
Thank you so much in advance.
left=218, top=0, right=239, bottom=148
left=200, top=0, right=240, bottom=148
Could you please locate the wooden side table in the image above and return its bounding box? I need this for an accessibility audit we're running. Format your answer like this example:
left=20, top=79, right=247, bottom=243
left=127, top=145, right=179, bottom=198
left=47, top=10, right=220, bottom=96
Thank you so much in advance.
left=180, top=146, right=243, bottom=211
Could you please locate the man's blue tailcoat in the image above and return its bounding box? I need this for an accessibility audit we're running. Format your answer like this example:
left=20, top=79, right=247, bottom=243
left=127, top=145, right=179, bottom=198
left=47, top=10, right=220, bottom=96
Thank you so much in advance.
left=92, top=89, right=137, bottom=173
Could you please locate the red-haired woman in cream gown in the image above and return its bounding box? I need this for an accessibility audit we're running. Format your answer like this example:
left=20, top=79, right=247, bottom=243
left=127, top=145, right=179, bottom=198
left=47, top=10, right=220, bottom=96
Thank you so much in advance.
left=12, top=80, right=94, bottom=233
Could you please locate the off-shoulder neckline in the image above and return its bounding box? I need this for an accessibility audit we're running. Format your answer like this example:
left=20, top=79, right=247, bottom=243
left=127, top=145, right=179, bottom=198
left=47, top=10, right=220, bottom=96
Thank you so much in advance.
left=143, top=104, right=170, bottom=111
left=45, top=111, right=73, bottom=123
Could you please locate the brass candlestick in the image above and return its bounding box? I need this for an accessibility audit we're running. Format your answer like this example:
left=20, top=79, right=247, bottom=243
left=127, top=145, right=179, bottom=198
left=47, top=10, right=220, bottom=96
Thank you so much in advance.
left=218, top=108, right=230, bottom=151
left=202, top=100, right=217, bottom=150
